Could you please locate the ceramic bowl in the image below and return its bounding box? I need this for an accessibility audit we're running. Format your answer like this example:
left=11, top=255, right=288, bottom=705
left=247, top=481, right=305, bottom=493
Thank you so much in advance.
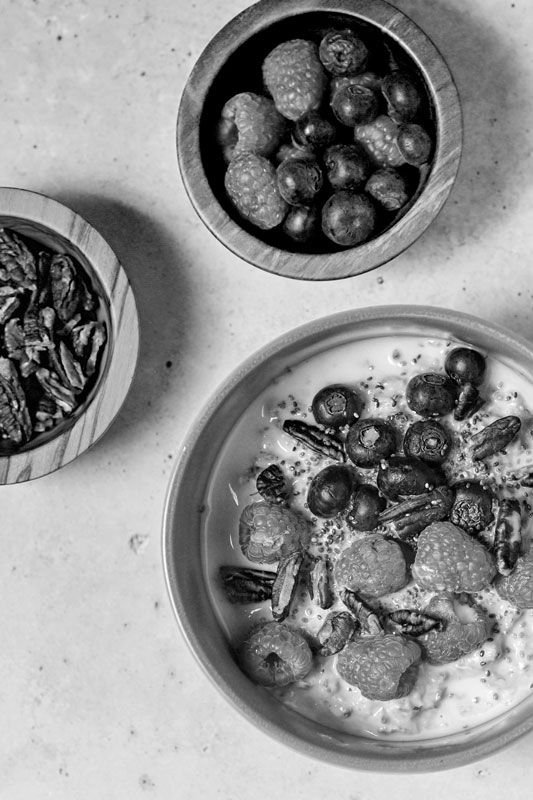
left=0, top=187, right=139, bottom=483
left=163, top=305, right=533, bottom=771
left=177, top=0, right=462, bottom=280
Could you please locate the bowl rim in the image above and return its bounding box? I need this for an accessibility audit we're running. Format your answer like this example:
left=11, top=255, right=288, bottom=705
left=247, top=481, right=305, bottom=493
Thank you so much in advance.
left=163, top=304, right=533, bottom=772
left=177, top=0, right=463, bottom=281
left=0, top=186, right=139, bottom=483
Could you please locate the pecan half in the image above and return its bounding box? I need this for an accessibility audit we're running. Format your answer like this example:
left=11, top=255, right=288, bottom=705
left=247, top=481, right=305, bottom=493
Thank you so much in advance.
left=282, top=419, right=345, bottom=461
left=493, top=498, right=522, bottom=576
left=219, top=565, right=276, bottom=604
left=387, top=609, right=445, bottom=636
left=341, top=588, right=383, bottom=635
left=317, top=611, right=359, bottom=656
left=470, top=416, right=521, bottom=461
left=271, top=550, right=304, bottom=621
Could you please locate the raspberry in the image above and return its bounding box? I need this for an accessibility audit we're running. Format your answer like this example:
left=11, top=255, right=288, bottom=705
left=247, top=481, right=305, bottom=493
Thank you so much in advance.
left=418, top=593, right=491, bottom=665
left=217, top=92, right=287, bottom=161
left=412, top=521, right=496, bottom=593
left=224, top=153, right=287, bottom=230
left=336, top=634, right=421, bottom=700
left=334, top=534, right=409, bottom=598
left=263, top=39, right=327, bottom=121
left=495, top=550, right=533, bottom=608
left=240, top=621, right=313, bottom=687
left=353, top=115, right=405, bottom=167
left=239, top=500, right=310, bottom=563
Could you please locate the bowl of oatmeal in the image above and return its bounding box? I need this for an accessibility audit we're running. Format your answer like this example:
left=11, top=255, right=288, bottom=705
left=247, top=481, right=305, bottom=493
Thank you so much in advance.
left=163, top=306, right=533, bottom=770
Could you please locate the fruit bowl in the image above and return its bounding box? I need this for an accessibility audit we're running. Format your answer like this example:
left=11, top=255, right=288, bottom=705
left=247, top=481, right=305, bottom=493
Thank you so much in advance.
left=177, top=0, right=462, bottom=280
left=0, top=187, right=139, bottom=483
left=163, top=306, right=533, bottom=771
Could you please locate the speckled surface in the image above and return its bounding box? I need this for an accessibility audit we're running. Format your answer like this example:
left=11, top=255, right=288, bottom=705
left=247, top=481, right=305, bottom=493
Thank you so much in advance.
left=1, top=0, right=533, bottom=797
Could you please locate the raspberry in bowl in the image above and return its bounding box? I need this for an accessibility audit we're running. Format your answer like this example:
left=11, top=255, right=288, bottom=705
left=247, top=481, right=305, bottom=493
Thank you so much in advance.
left=164, top=306, right=533, bottom=771
left=177, top=0, right=462, bottom=280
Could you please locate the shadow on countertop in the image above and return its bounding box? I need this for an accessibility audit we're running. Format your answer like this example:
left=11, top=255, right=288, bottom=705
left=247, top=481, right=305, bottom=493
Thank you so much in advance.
left=393, top=0, right=529, bottom=253
left=50, top=193, right=194, bottom=449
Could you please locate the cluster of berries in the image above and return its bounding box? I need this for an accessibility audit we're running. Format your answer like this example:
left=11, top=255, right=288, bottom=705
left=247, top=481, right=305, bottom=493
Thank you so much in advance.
left=217, top=27, right=434, bottom=251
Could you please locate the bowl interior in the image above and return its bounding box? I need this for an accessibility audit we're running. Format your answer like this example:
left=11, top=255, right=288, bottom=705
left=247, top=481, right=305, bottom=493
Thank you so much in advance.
left=164, top=307, right=533, bottom=771
left=200, top=10, right=436, bottom=255
left=0, top=213, right=112, bottom=454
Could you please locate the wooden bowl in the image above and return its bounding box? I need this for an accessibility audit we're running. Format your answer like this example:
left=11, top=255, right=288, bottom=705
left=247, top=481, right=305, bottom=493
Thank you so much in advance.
left=177, top=0, right=462, bottom=280
left=0, top=187, right=139, bottom=483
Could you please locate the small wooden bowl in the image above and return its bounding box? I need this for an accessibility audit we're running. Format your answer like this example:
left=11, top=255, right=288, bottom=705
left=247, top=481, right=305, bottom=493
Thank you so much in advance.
left=0, top=187, right=139, bottom=484
left=177, top=0, right=462, bottom=280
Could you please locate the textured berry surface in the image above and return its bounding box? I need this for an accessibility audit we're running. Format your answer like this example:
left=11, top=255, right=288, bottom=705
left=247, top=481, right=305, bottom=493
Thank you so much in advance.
left=418, top=593, right=491, bottom=664
left=240, top=621, right=312, bottom=687
left=224, top=153, right=287, bottom=230
left=334, top=533, right=409, bottom=598
left=218, top=92, right=287, bottom=159
left=412, top=521, right=496, bottom=593
left=495, top=550, right=533, bottom=608
left=336, top=634, right=421, bottom=700
left=239, top=500, right=310, bottom=563
left=354, top=115, right=405, bottom=167
left=263, top=39, right=327, bottom=121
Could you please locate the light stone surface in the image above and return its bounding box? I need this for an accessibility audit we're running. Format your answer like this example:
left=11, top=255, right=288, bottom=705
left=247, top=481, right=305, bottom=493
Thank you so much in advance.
left=1, top=0, right=533, bottom=797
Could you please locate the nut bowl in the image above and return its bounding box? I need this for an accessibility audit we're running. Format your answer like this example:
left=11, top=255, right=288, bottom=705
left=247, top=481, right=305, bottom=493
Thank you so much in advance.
left=163, top=306, right=533, bottom=771
left=177, top=0, right=462, bottom=280
left=0, top=187, right=139, bottom=483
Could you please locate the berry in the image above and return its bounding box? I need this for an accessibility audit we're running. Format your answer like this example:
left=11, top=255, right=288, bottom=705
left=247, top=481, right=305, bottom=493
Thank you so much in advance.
left=239, top=621, right=313, bottom=686
left=277, top=157, right=323, bottom=206
left=322, top=190, right=377, bottom=246
left=336, top=634, right=421, bottom=700
left=330, top=72, right=382, bottom=98
left=307, top=464, right=353, bottom=518
left=403, top=420, right=451, bottom=465
left=397, top=123, right=432, bottom=166
left=412, top=522, right=496, bottom=593
left=495, top=551, right=533, bottom=608
left=225, top=153, right=287, bottom=230
left=324, top=144, right=371, bottom=191
left=293, top=111, right=336, bottom=151
left=334, top=533, right=409, bottom=598
left=283, top=205, right=320, bottom=243
left=217, top=92, right=287, bottom=161
left=331, top=84, right=379, bottom=127
left=345, top=417, right=396, bottom=467
left=319, top=29, right=368, bottom=76
left=450, top=480, right=494, bottom=535
left=263, top=39, right=327, bottom=121
left=345, top=484, right=385, bottom=531
left=354, top=115, right=405, bottom=167
left=239, top=501, right=310, bottom=563
left=365, top=168, right=409, bottom=211
left=381, top=72, right=421, bottom=122
left=376, top=456, right=443, bottom=501
left=445, top=347, right=486, bottom=386
left=406, top=373, right=458, bottom=418
left=312, top=384, right=363, bottom=428
left=418, top=593, right=491, bottom=665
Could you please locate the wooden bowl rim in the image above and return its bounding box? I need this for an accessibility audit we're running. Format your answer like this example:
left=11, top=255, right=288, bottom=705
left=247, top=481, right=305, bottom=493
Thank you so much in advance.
left=0, top=187, right=139, bottom=483
left=177, top=0, right=463, bottom=280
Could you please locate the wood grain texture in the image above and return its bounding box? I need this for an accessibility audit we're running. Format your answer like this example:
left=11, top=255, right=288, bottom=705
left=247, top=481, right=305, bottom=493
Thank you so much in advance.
left=0, top=187, right=139, bottom=484
left=177, top=0, right=463, bottom=281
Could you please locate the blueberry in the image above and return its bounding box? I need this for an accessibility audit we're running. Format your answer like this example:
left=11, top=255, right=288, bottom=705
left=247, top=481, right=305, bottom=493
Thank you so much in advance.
left=324, top=144, right=371, bottom=191
left=312, top=384, right=363, bottom=429
left=365, top=169, right=409, bottom=211
left=397, top=123, right=432, bottom=166
left=277, top=157, right=323, bottom=206
left=377, top=456, right=443, bottom=501
left=406, top=373, right=458, bottom=418
left=293, top=111, right=336, bottom=151
left=403, top=420, right=451, bottom=465
left=283, top=205, right=320, bottom=243
left=346, top=484, right=385, bottom=531
left=445, top=347, right=486, bottom=386
left=381, top=72, right=421, bottom=122
left=319, top=29, right=368, bottom=76
left=331, top=84, right=379, bottom=127
left=322, top=191, right=377, bottom=246
left=307, top=464, right=354, bottom=518
left=345, top=418, right=396, bottom=468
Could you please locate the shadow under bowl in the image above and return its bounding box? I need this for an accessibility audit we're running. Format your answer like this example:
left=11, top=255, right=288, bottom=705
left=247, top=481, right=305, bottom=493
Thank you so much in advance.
left=177, top=0, right=462, bottom=280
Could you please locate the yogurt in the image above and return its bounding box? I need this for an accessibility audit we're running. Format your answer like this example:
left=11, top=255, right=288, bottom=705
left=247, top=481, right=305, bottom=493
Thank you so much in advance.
left=202, top=334, right=533, bottom=739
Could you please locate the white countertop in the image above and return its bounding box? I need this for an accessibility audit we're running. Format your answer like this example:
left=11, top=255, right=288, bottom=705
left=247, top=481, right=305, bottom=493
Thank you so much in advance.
left=2, top=0, right=533, bottom=797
